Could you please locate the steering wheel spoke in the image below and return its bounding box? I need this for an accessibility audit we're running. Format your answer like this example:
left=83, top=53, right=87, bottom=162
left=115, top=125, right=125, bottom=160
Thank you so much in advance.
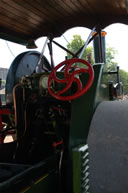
left=73, top=77, right=83, bottom=92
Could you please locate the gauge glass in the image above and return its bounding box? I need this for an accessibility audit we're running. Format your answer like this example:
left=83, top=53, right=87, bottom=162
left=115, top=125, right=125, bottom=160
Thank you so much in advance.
left=41, top=76, right=48, bottom=89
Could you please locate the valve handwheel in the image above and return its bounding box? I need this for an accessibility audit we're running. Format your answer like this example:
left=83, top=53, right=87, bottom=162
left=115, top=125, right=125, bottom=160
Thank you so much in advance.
left=48, top=58, right=94, bottom=100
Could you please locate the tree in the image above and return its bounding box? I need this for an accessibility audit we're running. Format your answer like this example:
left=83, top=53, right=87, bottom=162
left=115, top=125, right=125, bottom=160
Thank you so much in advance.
left=120, top=70, right=128, bottom=94
left=67, top=35, right=94, bottom=64
left=66, top=34, right=128, bottom=94
left=67, top=35, right=117, bottom=67
left=106, top=46, right=118, bottom=71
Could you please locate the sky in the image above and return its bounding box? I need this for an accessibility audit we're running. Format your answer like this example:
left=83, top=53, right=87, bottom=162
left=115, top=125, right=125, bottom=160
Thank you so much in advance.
left=0, top=23, right=128, bottom=72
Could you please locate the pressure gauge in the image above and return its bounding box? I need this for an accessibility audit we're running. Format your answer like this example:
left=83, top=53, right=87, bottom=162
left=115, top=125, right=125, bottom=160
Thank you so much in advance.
left=39, top=74, right=49, bottom=89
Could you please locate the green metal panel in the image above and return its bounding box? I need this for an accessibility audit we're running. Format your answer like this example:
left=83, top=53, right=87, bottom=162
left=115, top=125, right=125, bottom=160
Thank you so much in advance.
left=93, top=32, right=106, bottom=64
left=72, top=144, right=89, bottom=193
left=62, top=63, right=110, bottom=193
left=69, top=64, right=103, bottom=148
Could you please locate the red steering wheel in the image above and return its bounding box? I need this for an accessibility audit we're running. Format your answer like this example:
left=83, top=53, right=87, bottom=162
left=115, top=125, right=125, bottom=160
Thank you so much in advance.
left=48, top=58, right=94, bottom=101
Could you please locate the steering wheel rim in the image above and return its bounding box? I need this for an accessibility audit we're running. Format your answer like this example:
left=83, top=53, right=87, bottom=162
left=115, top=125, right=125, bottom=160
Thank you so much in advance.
left=48, top=58, right=94, bottom=101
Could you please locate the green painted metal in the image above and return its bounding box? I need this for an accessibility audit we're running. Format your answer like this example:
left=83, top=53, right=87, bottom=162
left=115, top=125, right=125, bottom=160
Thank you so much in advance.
left=62, top=63, right=110, bottom=193
left=63, top=33, right=109, bottom=193
left=93, top=32, right=106, bottom=64
left=69, top=64, right=103, bottom=147
left=69, top=32, right=107, bottom=147
left=72, top=144, right=89, bottom=193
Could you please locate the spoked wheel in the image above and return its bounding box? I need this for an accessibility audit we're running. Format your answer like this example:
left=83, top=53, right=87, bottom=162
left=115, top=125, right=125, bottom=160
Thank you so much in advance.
left=48, top=58, right=94, bottom=100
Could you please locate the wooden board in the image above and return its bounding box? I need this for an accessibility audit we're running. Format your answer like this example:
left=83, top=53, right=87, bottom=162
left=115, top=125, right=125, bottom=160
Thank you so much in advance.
left=0, top=0, right=128, bottom=44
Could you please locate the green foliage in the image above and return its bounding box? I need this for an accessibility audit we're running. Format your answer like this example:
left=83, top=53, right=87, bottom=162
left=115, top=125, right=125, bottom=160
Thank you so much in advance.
left=67, top=35, right=94, bottom=64
left=2, top=80, right=6, bottom=84
left=120, top=69, right=128, bottom=94
left=1, top=80, right=6, bottom=87
left=66, top=34, right=128, bottom=94
left=67, top=35, right=85, bottom=58
left=106, top=46, right=118, bottom=71
left=105, top=48, right=128, bottom=95
left=66, top=34, right=118, bottom=68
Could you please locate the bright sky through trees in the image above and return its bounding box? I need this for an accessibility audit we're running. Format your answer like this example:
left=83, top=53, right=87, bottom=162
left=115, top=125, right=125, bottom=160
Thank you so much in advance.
left=0, top=23, right=128, bottom=72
